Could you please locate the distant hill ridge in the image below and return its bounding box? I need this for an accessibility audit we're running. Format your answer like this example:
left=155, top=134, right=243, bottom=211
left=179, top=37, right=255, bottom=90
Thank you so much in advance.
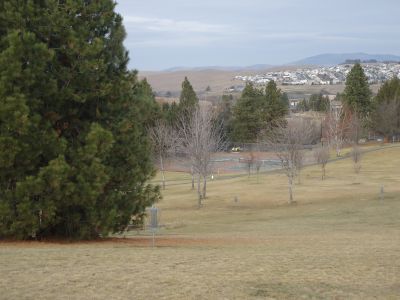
left=289, top=53, right=400, bottom=66
left=158, top=53, right=400, bottom=72
left=162, top=64, right=272, bottom=72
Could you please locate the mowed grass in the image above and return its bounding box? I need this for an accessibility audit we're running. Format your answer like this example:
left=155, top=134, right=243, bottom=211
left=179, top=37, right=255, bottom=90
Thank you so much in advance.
left=1, top=147, right=400, bottom=299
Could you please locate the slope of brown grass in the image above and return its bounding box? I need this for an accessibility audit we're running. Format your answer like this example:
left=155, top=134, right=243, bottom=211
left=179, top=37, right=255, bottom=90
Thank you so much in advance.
left=1, top=147, right=399, bottom=299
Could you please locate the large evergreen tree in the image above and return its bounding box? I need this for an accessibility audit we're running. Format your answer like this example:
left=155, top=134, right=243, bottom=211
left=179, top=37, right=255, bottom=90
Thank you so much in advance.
left=296, top=98, right=309, bottom=112
left=231, top=81, right=287, bottom=142
left=179, top=77, right=198, bottom=115
left=343, top=63, right=372, bottom=117
left=216, top=94, right=234, bottom=142
left=371, top=77, right=400, bottom=139
left=375, top=76, right=400, bottom=104
left=162, top=102, right=179, bottom=126
left=231, top=82, right=264, bottom=142
left=0, top=0, right=159, bottom=239
left=264, top=81, right=288, bottom=124
left=309, top=94, right=330, bottom=112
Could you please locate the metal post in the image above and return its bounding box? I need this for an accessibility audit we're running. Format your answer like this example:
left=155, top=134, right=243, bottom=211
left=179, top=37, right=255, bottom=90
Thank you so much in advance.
left=149, top=206, right=158, bottom=247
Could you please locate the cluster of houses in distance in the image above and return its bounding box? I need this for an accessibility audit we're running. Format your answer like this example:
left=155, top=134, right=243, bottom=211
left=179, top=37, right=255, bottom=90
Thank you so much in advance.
left=234, top=63, right=400, bottom=86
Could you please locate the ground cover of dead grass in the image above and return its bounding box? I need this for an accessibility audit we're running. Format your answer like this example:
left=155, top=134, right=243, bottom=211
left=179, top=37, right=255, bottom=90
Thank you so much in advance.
left=1, top=146, right=399, bottom=299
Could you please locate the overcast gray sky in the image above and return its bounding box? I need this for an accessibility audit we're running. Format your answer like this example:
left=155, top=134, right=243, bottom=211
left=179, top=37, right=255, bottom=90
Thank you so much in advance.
left=115, top=0, right=400, bottom=71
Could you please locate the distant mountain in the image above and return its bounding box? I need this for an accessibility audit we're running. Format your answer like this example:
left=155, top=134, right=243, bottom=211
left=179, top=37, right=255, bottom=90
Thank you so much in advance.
left=290, top=53, right=400, bottom=66
left=162, top=64, right=272, bottom=72
left=147, top=53, right=400, bottom=73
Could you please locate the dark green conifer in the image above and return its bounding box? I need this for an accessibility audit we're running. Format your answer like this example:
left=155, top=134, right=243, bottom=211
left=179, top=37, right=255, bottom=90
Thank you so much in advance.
left=231, top=81, right=287, bottom=142
left=343, top=63, right=372, bottom=117
left=179, top=77, right=198, bottom=115
left=0, top=0, right=159, bottom=239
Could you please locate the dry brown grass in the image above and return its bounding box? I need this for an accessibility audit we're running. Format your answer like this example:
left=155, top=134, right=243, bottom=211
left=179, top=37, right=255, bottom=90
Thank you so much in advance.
left=1, top=146, right=400, bottom=299
left=139, top=68, right=382, bottom=96
left=139, top=69, right=240, bottom=95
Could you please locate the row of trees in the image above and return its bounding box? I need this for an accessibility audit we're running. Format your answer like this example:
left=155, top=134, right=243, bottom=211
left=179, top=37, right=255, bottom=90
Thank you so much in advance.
left=296, top=63, right=399, bottom=156
left=148, top=62, right=400, bottom=212
left=276, top=63, right=398, bottom=203
left=371, top=77, right=400, bottom=141
left=150, top=77, right=315, bottom=206
left=297, top=94, right=330, bottom=112
left=149, top=77, right=292, bottom=206
left=152, top=62, right=400, bottom=207
left=332, top=64, right=400, bottom=144
left=230, top=81, right=289, bottom=142
left=159, top=79, right=290, bottom=147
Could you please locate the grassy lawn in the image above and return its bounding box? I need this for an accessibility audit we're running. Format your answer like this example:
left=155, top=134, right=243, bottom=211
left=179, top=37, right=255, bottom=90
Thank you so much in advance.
left=1, top=146, right=400, bottom=299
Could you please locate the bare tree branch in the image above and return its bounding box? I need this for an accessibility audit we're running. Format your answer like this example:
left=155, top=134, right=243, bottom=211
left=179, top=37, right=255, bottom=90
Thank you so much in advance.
left=314, top=145, right=330, bottom=180
left=266, top=118, right=319, bottom=204
left=148, top=119, right=178, bottom=190
left=351, top=144, right=362, bottom=173
left=178, top=104, right=226, bottom=207
left=324, top=105, right=348, bottom=156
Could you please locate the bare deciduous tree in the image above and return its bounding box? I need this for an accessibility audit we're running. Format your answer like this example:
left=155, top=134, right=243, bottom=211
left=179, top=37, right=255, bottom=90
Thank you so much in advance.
left=254, top=155, right=263, bottom=183
left=148, top=120, right=178, bottom=190
left=241, top=150, right=255, bottom=178
left=314, top=145, right=330, bottom=180
left=190, top=165, right=195, bottom=190
left=351, top=144, right=362, bottom=173
left=294, top=149, right=305, bottom=184
left=179, top=105, right=225, bottom=207
left=324, top=105, right=352, bottom=157
left=266, top=118, right=318, bottom=204
left=347, top=112, right=362, bottom=144
left=252, top=141, right=265, bottom=183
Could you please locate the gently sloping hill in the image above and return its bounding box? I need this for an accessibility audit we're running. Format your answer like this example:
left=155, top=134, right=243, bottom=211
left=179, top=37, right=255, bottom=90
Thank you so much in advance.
left=1, top=146, right=399, bottom=299
left=153, top=146, right=400, bottom=235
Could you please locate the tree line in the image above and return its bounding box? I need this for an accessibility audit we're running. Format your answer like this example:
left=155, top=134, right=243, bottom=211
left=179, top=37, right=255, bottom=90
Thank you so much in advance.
left=150, top=63, right=400, bottom=205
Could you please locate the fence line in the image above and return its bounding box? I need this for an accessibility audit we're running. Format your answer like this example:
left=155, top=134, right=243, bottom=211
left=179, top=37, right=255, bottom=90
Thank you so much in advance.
left=149, top=143, right=400, bottom=187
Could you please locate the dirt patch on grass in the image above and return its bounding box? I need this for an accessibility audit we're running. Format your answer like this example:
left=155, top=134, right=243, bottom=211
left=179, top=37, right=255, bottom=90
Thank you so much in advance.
left=0, top=236, right=259, bottom=248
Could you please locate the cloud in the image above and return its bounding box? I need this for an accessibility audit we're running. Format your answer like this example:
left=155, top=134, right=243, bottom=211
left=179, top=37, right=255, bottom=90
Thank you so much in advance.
left=123, top=16, right=229, bottom=34
left=245, top=32, right=376, bottom=43
left=125, top=36, right=222, bottom=48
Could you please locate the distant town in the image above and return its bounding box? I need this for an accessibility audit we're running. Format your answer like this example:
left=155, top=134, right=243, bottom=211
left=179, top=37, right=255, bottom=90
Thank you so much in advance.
left=234, top=62, right=400, bottom=86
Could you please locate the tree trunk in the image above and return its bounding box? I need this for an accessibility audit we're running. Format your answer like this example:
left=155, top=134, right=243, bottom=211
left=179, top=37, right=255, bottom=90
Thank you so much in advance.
left=191, top=165, right=195, bottom=190
left=322, top=165, right=325, bottom=180
left=160, top=154, right=165, bottom=190
left=197, top=173, right=202, bottom=207
left=202, top=175, right=207, bottom=199
left=336, top=143, right=341, bottom=157
left=288, top=176, right=294, bottom=204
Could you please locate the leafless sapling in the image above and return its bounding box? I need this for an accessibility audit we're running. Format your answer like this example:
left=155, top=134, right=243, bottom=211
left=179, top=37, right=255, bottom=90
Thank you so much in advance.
left=148, top=119, right=178, bottom=189
left=324, top=105, right=351, bottom=157
left=314, top=145, right=330, bottom=180
left=351, top=144, right=362, bottom=173
left=267, top=118, right=318, bottom=204
left=242, top=150, right=255, bottom=178
left=178, top=104, right=226, bottom=206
